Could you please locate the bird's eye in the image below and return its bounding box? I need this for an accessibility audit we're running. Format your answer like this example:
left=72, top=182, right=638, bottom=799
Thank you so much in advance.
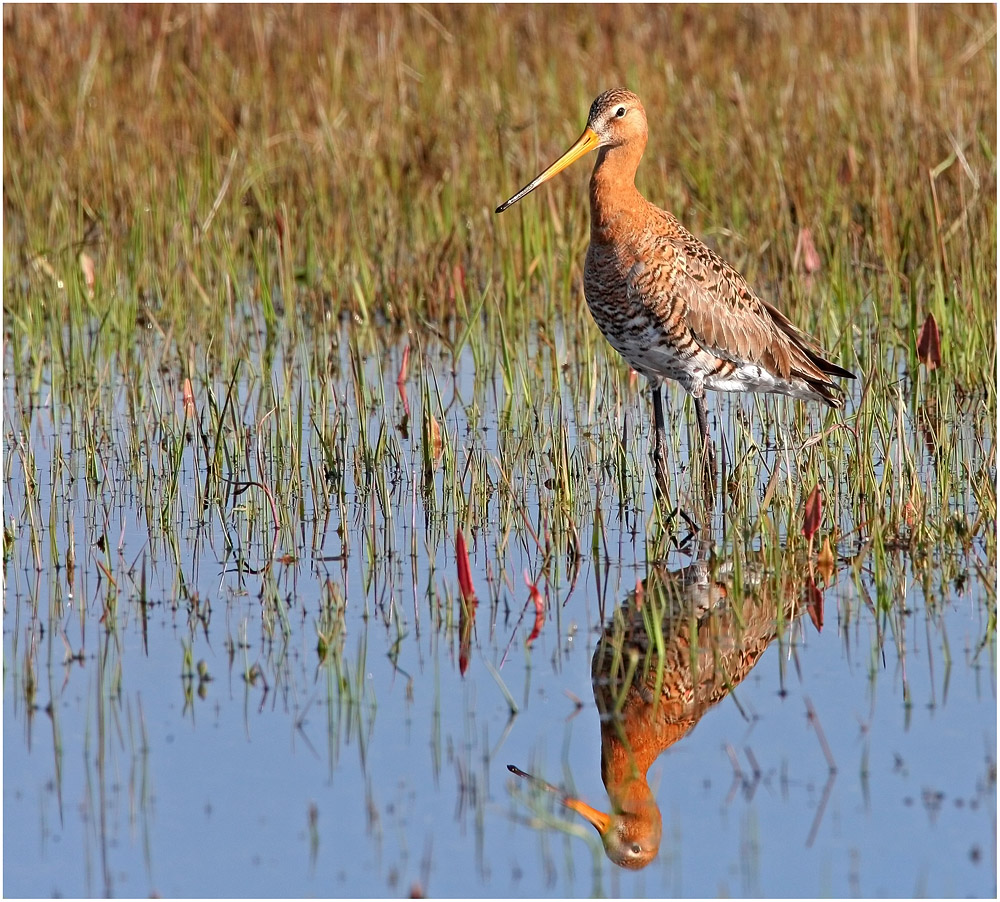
left=630, top=843, right=642, bottom=855
left=615, top=106, right=627, bottom=118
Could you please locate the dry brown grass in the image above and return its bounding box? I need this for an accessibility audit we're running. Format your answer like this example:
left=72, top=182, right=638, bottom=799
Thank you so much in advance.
left=5, top=6, right=994, bottom=340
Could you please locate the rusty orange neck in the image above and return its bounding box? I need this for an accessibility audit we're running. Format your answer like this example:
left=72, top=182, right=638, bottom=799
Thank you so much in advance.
left=589, top=143, right=646, bottom=236
left=600, top=707, right=694, bottom=813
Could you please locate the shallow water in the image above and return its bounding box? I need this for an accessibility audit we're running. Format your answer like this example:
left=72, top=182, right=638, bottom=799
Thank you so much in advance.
left=3, top=323, right=995, bottom=897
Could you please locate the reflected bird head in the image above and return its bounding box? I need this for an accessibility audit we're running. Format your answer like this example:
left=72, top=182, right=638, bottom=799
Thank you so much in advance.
left=508, top=764, right=661, bottom=870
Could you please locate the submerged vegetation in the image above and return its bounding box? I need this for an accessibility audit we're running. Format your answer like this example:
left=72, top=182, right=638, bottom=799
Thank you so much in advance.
left=3, top=5, right=996, bottom=897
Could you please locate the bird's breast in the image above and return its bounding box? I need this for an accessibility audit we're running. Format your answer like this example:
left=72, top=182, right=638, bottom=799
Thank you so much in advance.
left=583, top=235, right=696, bottom=384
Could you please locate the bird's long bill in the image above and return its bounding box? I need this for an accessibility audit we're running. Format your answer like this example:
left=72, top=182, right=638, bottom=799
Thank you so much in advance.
left=564, top=797, right=612, bottom=835
left=507, top=764, right=611, bottom=833
left=495, top=126, right=600, bottom=213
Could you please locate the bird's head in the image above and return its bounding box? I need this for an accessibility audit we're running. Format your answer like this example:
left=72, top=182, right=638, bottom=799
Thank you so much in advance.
left=496, top=87, right=647, bottom=213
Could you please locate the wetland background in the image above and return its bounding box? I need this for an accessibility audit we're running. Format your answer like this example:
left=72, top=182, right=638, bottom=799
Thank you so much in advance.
left=3, top=4, right=997, bottom=897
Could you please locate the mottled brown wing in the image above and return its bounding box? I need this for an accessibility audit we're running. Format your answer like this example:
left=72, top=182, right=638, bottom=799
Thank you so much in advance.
left=625, top=212, right=791, bottom=376
left=657, top=215, right=846, bottom=385
left=674, top=237, right=798, bottom=376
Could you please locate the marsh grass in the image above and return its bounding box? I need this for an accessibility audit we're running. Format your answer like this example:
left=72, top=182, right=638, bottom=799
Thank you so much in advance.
left=5, top=8, right=995, bottom=363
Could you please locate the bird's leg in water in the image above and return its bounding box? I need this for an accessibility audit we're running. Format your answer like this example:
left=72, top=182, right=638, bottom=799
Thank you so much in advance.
left=650, top=386, right=700, bottom=538
left=693, top=395, right=717, bottom=497
left=651, top=382, right=670, bottom=490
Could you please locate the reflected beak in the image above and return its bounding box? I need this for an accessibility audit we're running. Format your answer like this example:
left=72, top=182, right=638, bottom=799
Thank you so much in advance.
left=508, top=764, right=612, bottom=834
left=565, top=796, right=612, bottom=834
left=496, top=126, right=601, bottom=213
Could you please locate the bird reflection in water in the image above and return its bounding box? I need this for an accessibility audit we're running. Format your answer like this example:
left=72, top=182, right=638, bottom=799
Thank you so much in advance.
left=509, top=550, right=815, bottom=869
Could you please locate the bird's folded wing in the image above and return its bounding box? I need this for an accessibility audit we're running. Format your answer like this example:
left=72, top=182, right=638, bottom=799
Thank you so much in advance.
left=634, top=230, right=796, bottom=379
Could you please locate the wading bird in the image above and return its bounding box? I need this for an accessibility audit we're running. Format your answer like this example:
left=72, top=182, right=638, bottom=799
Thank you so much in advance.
left=496, top=88, right=854, bottom=482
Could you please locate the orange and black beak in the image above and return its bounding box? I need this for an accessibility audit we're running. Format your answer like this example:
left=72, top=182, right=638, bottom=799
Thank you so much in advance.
left=507, top=764, right=611, bottom=835
left=496, top=126, right=601, bottom=213
left=563, top=795, right=612, bottom=834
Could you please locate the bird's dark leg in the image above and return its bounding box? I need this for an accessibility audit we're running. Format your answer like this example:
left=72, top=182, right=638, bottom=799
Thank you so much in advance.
left=651, top=382, right=669, bottom=491
left=693, top=395, right=717, bottom=498
left=650, top=384, right=700, bottom=539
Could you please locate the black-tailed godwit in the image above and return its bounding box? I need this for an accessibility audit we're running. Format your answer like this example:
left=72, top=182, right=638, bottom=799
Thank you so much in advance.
left=497, top=88, right=854, bottom=480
